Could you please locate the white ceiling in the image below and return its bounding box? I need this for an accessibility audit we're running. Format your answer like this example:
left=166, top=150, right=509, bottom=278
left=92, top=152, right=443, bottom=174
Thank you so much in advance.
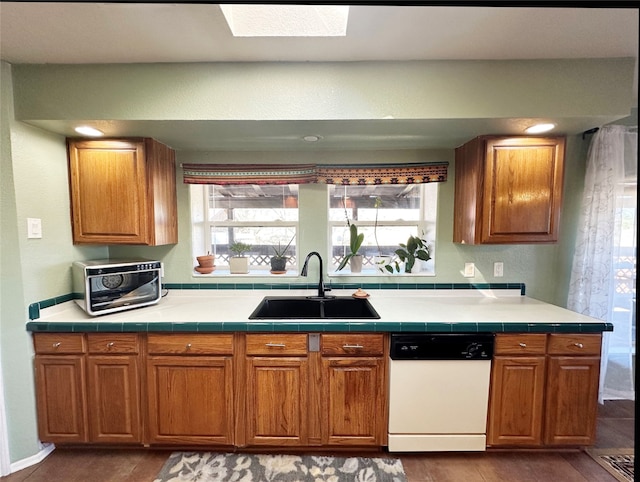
left=1, top=3, right=638, bottom=151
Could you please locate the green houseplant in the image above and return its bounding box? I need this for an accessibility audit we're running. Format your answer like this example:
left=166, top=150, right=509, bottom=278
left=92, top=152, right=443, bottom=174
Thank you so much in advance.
left=229, top=242, right=251, bottom=274
left=337, top=223, right=364, bottom=272
left=270, top=235, right=294, bottom=273
left=393, top=234, right=431, bottom=273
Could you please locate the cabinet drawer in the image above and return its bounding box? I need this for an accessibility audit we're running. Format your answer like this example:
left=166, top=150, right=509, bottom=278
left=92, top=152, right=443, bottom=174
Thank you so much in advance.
left=321, top=334, right=384, bottom=356
left=87, top=334, right=139, bottom=354
left=494, top=334, right=547, bottom=355
left=245, top=334, right=307, bottom=356
left=547, top=334, right=601, bottom=356
left=34, top=333, right=86, bottom=354
left=147, top=334, right=234, bottom=355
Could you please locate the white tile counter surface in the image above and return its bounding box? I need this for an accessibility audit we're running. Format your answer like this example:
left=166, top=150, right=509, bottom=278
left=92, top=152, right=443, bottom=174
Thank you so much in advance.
left=27, top=289, right=611, bottom=333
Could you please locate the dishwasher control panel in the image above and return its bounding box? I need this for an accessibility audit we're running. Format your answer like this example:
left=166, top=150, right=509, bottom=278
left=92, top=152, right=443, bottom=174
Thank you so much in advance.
left=390, top=333, right=494, bottom=360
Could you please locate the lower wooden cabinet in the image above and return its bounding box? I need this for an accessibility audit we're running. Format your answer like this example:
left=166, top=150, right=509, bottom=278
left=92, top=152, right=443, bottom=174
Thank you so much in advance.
left=321, top=334, right=387, bottom=446
left=34, top=333, right=142, bottom=444
left=244, top=334, right=309, bottom=446
left=34, top=330, right=600, bottom=450
left=35, top=353, right=88, bottom=443
left=488, top=333, right=601, bottom=447
left=241, top=333, right=388, bottom=448
left=146, top=334, right=235, bottom=446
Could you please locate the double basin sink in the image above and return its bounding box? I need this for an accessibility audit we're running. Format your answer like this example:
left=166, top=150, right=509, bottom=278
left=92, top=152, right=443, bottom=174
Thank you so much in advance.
left=249, top=296, right=380, bottom=320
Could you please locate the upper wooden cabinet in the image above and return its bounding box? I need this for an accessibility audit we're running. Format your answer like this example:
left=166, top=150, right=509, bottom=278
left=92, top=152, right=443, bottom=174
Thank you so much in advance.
left=67, top=138, right=177, bottom=245
left=453, top=136, right=566, bottom=244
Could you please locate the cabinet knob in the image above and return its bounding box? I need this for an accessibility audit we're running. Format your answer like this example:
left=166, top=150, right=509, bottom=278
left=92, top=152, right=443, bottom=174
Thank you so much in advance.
left=186, top=343, right=192, bottom=350
left=518, top=342, right=527, bottom=348
left=574, top=342, right=584, bottom=349
left=52, top=342, right=61, bottom=348
left=107, top=342, right=115, bottom=348
left=343, top=344, right=364, bottom=349
left=265, top=343, right=286, bottom=348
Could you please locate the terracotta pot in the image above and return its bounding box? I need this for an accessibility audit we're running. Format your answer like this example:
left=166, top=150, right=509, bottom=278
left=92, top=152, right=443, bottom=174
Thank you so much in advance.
left=197, top=254, right=215, bottom=267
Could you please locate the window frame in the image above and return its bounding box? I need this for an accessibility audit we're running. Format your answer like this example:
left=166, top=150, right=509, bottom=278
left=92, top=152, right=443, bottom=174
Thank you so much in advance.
left=191, top=184, right=299, bottom=275
left=327, top=183, right=437, bottom=276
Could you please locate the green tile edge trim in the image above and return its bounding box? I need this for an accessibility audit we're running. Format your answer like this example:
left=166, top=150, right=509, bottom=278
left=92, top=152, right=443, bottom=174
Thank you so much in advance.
left=28, top=283, right=526, bottom=321
left=26, top=320, right=613, bottom=334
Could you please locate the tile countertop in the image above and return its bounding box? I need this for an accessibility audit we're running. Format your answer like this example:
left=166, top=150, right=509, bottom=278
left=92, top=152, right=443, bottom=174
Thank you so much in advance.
left=26, top=289, right=613, bottom=334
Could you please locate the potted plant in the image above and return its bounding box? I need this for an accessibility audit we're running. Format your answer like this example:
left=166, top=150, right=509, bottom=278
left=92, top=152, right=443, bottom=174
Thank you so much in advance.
left=336, top=223, right=364, bottom=273
left=373, top=196, right=392, bottom=274
left=195, top=251, right=215, bottom=274
left=392, top=234, right=431, bottom=273
left=229, top=242, right=251, bottom=274
left=270, top=235, right=295, bottom=274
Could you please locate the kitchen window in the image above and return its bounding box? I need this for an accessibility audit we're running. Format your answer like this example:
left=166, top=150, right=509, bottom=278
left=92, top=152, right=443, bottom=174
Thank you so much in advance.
left=329, top=183, right=437, bottom=274
left=191, top=184, right=298, bottom=273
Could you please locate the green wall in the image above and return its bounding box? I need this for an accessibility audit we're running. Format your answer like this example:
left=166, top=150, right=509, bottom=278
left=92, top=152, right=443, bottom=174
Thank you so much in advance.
left=1, top=61, right=106, bottom=465
left=110, top=143, right=586, bottom=304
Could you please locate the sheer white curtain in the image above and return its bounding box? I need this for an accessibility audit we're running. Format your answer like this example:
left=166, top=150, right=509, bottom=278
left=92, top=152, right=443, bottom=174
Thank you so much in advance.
left=568, top=124, right=637, bottom=403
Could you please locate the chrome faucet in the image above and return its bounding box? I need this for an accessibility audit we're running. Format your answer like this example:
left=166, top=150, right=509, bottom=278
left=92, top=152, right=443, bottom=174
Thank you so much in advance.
left=301, top=251, right=332, bottom=298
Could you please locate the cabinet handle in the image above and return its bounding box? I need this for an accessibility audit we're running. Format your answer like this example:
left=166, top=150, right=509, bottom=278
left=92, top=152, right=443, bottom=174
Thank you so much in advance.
left=52, top=342, right=61, bottom=348
left=343, top=344, right=364, bottom=349
left=265, top=343, right=286, bottom=348
left=574, top=343, right=584, bottom=348
left=518, top=342, right=527, bottom=348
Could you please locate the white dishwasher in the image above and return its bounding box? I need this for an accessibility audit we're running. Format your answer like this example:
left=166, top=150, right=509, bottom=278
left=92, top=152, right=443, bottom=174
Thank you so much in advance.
left=388, top=333, right=494, bottom=452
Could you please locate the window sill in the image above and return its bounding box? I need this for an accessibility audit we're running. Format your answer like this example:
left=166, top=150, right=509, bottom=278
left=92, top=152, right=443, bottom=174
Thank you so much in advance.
left=329, top=268, right=435, bottom=277
left=193, top=269, right=300, bottom=277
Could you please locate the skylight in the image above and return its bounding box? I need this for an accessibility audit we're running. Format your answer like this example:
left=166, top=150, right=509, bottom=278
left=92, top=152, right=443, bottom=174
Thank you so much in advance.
left=220, top=5, right=349, bottom=37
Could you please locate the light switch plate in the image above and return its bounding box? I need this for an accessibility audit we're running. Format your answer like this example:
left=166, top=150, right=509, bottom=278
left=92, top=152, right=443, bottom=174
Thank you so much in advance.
left=464, top=262, right=475, bottom=278
left=27, top=218, right=42, bottom=239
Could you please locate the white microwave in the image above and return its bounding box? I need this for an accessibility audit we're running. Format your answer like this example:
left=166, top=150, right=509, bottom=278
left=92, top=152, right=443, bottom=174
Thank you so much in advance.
left=72, top=259, right=162, bottom=316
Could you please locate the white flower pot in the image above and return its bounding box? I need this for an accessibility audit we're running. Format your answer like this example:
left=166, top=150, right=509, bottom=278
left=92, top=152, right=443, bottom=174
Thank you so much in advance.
left=349, top=255, right=363, bottom=273
left=229, top=256, right=249, bottom=274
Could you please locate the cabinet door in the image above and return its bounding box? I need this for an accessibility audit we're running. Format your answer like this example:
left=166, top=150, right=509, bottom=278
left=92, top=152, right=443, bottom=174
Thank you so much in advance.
left=34, top=355, right=88, bottom=443
left=544, top=356, right=600, bottom=446
left=482, top=136, right=565, bottom=243
left=147, top=356, right=234, bottom=445
left=87, top=355, right=141, bottom=443
left=322, top=357, right=385, bottom=446
left=487, top=356, right=546, bottom=446
left=246, top=357, right=308, bottom=446
left=68, top=139, right=149, bottom=244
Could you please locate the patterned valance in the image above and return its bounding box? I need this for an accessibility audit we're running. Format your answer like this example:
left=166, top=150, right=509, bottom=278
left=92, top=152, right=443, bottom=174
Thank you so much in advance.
left=316, top=162, right=447, bottom=185
left=182, top=164, right=317, bottom=185
left=183, top=162, right=447, bottom=185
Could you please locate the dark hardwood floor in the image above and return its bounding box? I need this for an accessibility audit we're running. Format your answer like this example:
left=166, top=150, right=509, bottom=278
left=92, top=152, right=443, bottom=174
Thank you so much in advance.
left=2, top=400, right=634, bottom=482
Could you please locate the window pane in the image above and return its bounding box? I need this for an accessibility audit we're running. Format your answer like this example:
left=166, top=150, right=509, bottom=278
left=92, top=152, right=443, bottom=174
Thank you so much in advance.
left=329, top=185, right=421, bottom=222
left=194, top=184, right=298, bottom=272
left=328, top=183, right=436, bottom=274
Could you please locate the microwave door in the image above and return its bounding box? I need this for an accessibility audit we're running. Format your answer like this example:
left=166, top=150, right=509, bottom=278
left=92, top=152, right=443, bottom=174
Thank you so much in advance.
left=112, top=276, right=159, bottom=306
left=91, top=275, right=159, bottom=311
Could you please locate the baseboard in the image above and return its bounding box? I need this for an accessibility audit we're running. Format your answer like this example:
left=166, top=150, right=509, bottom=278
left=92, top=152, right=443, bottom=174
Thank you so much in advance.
left=9, top=443, right=55, bottom=474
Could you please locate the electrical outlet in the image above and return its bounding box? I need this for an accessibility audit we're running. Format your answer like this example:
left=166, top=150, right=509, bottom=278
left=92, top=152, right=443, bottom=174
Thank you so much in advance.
left=464, top=262, right=475, bottom=278
left=494, top=262, right=504, bottom=277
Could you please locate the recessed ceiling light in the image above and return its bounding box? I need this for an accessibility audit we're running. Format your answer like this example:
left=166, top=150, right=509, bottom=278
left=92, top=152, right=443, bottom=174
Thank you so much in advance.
left=220, top=5, right=349, bottom=37
left=74, top=126, right=104, bottom=137
left=303, top=135, right=321, bottom=142
left=525, top=123, right=556, bottom=134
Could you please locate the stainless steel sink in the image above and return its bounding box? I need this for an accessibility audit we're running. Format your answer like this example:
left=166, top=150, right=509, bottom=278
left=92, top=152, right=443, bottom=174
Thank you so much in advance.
left=248, top=296, right=380, bottom=320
